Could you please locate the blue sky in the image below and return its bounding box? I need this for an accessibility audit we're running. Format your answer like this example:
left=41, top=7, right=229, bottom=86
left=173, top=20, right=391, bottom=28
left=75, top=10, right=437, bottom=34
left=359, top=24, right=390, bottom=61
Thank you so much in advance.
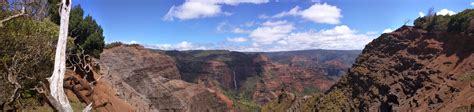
left=74, top=0, right=472, bottom=51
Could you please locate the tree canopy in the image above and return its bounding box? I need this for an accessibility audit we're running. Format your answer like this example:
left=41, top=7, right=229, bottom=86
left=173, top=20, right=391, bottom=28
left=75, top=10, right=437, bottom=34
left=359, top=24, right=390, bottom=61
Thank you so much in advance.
left=414, top=9, right=474, bottom=33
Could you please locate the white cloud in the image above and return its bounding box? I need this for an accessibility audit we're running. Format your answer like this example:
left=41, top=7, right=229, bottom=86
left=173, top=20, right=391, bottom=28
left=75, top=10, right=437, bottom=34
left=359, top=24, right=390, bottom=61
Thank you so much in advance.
left=249, top=20, right=295, bottom=44
left=245, top=22, right=375, bottom=51
left=146, top=25, right=376, bottom=51
left=108, top=40, right=140, bottom=44
left=216, top=21, right=228, bottom=32
left=321, top=25, right=353, bottom=35
left=146, top=23, right=376, bottom=51
left=382, top=29, right=393, bottom=33
left=471, top=2, right=474, bottom=6
left=216, top=21, right=251, bottom=33
left=232, top=28, right=250, bottom=33
left=436, top=9, right=456, bottom=16
left=164, top=0, right=269, bottom=20
left=258, top=14, right=270, bottom=19
left=418, top=12, right=425, bottom=17
left=267, top=3, right=342, bottom=24
left=300, top=3, right=342, bottom=24
left=242, top=21, right=256, bottom=27
left=152, top=41, right=206, bottom=50
left=226, top=37, right=248, bottom=42
left=272, top=6, right=301, bottom=18
left=276, top=25, right=374, bottom=50
left=129, top=40, right=139, bottom=44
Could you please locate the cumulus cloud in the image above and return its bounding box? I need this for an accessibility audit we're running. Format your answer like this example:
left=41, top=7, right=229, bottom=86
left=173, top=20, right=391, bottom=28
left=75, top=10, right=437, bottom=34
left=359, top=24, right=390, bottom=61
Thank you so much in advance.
left=272, top=25, right=374, bottom=50
left=152, top=41, right=207, bottom=50
left=147, top=21, right=377, bottom=51
left=249, top=20, right=295, bottom=44
left=216, top=21, right=251, bottom=33
left=418, top=12, right=425, bottom=17
left=226, top=37, right=248, bottom=42
left=382, top=29, right=393, bottom=33
left=164, top=0, right=269, bottom=20
left=232, top=28, right=251, bottom=34
left=245, top=21, right=375, bottom=51
left=436, top=9, right=456, bottom=16
left=268, top=3, right=342, bottom=24
left=471, top=2, right=474, bottom=6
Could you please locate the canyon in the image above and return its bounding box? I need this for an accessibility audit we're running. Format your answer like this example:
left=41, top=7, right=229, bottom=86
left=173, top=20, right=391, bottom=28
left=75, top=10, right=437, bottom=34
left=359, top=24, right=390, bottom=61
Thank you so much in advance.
left=97, top=44, right=360, bottom=111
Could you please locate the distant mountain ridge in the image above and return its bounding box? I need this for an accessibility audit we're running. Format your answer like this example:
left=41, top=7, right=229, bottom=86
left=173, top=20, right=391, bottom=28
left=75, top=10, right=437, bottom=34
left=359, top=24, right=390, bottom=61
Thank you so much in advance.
left=99, top=44, right=360, bottom=111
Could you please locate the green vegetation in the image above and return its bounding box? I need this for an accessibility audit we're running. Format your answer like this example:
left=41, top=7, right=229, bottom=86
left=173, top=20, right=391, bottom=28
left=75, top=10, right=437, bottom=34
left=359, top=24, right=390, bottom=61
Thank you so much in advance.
left=414, top=9, right=474, bottom=33
left=448, top=9, right=474, bottom=33
left=261, top=93, right=294, bottom=112
left=0, top=16, right=58, bottom=111
left=221, top=83, right=261, bottom=111
left=1, top=0, right=105, bottom=111
left=105, top=41, right=125, bottom=49
left=66, top=5, right=105, bottom=58
left=458, top=71, right=474, bottom=81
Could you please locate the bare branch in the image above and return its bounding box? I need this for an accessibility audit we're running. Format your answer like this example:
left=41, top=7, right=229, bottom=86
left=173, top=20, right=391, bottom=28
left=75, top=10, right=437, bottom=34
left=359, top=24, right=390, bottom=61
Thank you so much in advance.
left=0, top=7, right=26, bottom=27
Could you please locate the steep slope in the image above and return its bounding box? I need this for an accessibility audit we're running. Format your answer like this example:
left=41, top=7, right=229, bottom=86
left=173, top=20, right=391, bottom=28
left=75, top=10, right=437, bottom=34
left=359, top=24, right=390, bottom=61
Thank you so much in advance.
left=328, top=26, right=474, bottom=111
left=163, top=49, right=360, bottom=108
left=264, top=15, right=474, bottom=111
left=99, top=44, right=360, bottom=111
left=262, top=50, right=361, bottom=78
left=100, top=45, right=229, bottom=111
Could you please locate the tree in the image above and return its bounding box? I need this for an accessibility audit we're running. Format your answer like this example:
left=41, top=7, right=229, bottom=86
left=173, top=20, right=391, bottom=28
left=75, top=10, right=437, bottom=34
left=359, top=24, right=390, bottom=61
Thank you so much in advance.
left=48, top=0, right=73, bottom=111
left=58, top=5, right=105, bottom=58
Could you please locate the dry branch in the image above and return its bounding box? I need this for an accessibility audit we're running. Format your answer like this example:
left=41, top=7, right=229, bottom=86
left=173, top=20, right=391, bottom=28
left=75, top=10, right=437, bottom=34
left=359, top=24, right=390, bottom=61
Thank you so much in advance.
left=48, top=0, right=73, bottom=111
left=0, top=7, right=25, bottom=27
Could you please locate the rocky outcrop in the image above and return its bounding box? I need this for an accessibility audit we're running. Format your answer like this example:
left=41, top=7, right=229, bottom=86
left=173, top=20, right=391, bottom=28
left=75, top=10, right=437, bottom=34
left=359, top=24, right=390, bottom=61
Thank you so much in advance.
left=100, top=45, right=229, bottom=111
left=330, top=26, right=474, bottom=111
left=98, top=44, right=359, bottom=111
left=269, top=26, right=474, bottom=112
left=165, top=50, right=359, bottom=106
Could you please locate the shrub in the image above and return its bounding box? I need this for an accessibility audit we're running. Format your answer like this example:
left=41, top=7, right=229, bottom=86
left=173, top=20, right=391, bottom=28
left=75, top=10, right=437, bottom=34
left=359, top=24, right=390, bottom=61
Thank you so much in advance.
left=50, top=5, right=105, bottom=58
left=414, top=9, right=474, bottom=33
left=448, top=9, right=474, bottom=33
left=104, top=42, right=125, bottom=49
left=0, top=17, right=58, bottom=109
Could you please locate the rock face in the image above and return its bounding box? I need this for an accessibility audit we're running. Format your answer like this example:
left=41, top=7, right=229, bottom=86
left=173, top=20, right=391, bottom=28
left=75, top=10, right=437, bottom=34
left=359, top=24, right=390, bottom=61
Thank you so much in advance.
left=262, top=9, right=474, bottom=112
left=265, top=26, right=474, bottom=112
left=164, top=49, right=359, bottom=106
left=332, top=26, right=474, bottom=111
left=100, top=45, right=229, bottom=111
left=99, top=44, right=360, bottom=111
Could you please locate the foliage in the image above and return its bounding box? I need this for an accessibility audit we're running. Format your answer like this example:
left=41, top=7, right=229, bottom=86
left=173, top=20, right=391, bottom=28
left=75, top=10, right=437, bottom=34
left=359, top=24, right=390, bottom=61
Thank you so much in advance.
left=414, top=9, right=474, bottom=33
left=222, top=88, right=261, bottom=111
left=414, top=15, right=452, bottom=32
left=0, top=16, right=58, bottom=109
left=47, top=0, right=61, bottom=24
left=448, top=9, right=474, bottom=33
left=261, top=93, right=294, bottom=112
left=104, top=42, right=125, bottom=49
left=311, top=88, right=351, bottom=111
left=48, top=4, right=105, bottom=58
left=458, top=71, right=474, bottom=81
left=67, top=5, right=105, bottom=58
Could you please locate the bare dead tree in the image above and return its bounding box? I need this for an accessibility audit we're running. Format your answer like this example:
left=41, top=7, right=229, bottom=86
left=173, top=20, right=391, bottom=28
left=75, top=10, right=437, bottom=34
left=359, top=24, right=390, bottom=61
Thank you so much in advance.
left=404, top=19, right=411, bottom=26
left=47, top=0, right=73, bottom=111
left=427, top=7, right=435, bottom=17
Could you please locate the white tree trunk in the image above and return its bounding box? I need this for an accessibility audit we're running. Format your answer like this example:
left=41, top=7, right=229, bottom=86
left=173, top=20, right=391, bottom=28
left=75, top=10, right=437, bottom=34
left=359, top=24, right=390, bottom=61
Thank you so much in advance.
left=48, top=0, right=73, bottom=111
